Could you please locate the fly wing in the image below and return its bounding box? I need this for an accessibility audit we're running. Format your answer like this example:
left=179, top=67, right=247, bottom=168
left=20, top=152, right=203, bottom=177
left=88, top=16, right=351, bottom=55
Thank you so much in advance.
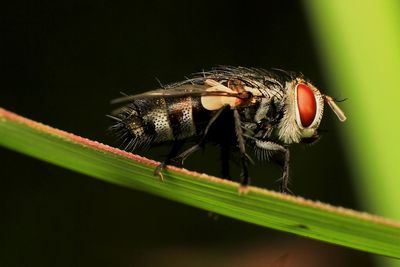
left=111, top=80, right=244, bottom=104
left=111, top=79, right=263, bottom=115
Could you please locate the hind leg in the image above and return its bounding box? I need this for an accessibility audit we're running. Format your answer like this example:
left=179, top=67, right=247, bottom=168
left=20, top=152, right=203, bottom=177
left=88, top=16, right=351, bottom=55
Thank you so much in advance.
left=154, top=140, right=185, bottom=180
left=173, top=106, right=228, bottom=164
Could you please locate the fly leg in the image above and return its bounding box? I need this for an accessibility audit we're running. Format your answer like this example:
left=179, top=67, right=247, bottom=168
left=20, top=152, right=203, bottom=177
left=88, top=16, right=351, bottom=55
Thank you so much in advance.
left=254, top=140, right=291, bottom=193
left=280, top=149, right=290, bottom=193
left=154, top=140, right=185, bottom=181
left=174, top=106, right=228, bottom=164
left=233, top=109, right=250, bottom=193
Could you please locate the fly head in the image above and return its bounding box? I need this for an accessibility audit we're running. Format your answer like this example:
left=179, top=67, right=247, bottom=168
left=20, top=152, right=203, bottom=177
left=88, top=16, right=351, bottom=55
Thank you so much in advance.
left=277, top=78, right=346, bottom=144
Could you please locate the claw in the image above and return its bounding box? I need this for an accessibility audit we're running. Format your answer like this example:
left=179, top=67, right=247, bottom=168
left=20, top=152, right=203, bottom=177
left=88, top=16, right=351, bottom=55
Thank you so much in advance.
left=279, top=183, right=293, bottom=195
left=238, top=185, right=249, bottom=195
left=154, top=163, right=166, bottom=181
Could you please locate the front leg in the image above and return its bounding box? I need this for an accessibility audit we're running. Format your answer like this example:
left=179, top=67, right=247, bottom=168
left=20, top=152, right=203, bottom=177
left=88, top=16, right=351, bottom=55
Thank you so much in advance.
left=254, top=140, right=290, bottom=193
left=280, top=149, right=290, bottom=193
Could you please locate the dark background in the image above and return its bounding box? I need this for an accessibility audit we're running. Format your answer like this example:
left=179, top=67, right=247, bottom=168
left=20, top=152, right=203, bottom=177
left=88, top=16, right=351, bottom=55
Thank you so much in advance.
left=1, top=1, right=373, bottom=266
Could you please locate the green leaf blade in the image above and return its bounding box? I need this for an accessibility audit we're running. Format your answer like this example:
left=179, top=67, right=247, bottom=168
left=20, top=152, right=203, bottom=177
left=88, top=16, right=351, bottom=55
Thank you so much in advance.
left=0, top=108, right=399, bottom=258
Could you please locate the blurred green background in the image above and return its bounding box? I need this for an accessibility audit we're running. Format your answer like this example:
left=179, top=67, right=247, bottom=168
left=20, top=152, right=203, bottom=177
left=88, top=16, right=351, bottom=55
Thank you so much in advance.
left=0, top=1, right=398, bottom=266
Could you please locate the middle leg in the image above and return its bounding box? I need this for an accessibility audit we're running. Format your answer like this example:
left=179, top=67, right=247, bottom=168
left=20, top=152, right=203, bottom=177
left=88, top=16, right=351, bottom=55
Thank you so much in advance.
left=233, top=109, right=250, bottom=188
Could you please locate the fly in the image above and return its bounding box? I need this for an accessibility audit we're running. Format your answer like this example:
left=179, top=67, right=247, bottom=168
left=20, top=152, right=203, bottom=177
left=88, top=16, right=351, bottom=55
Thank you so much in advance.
left=108, top=66, right=346, bottom=193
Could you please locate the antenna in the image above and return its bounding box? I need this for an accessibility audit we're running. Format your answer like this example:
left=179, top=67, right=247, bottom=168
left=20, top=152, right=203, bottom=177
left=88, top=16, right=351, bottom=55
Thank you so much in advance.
left=324, top=95, right=347, bottom=122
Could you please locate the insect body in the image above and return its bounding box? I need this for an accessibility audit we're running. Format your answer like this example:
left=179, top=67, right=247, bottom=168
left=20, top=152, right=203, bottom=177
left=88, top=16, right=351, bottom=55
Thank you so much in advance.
left=109, top=66, right=346, bottom=192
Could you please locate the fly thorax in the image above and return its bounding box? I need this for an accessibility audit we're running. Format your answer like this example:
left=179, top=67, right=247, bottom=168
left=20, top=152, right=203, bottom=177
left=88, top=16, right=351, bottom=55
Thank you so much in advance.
left=277, top=79, right=324, bottom=144
left=254, top=98, right=271, bottom=123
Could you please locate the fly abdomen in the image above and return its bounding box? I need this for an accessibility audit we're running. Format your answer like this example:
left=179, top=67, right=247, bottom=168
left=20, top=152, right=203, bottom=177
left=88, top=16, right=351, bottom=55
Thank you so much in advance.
left=111, top=96, right=203, bottom=150
left=165, top=96, right=198, bottom=140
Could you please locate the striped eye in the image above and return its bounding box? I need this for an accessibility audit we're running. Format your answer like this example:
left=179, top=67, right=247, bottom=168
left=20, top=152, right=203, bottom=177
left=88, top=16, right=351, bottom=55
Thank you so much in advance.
left=296, top=83, right=316, bottom=127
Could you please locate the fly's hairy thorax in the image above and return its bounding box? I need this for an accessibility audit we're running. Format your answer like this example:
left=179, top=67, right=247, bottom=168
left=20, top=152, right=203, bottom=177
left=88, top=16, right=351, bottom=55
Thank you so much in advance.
left=236, top=94, right=286, bottom=143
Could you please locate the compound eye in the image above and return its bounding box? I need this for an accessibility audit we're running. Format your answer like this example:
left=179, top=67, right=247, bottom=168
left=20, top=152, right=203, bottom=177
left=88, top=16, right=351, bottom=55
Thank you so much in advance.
left=296, top=83, right=316, bottom=127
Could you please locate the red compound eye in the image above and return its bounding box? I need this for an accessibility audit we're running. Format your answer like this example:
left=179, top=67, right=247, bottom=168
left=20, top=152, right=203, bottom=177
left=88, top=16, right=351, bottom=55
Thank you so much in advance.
left=296, top=83, right=316, bottom=127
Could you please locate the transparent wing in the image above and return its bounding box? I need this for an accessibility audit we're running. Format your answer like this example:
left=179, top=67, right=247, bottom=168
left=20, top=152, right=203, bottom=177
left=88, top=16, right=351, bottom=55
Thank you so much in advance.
left=111, top=80, right=247, bottom=105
